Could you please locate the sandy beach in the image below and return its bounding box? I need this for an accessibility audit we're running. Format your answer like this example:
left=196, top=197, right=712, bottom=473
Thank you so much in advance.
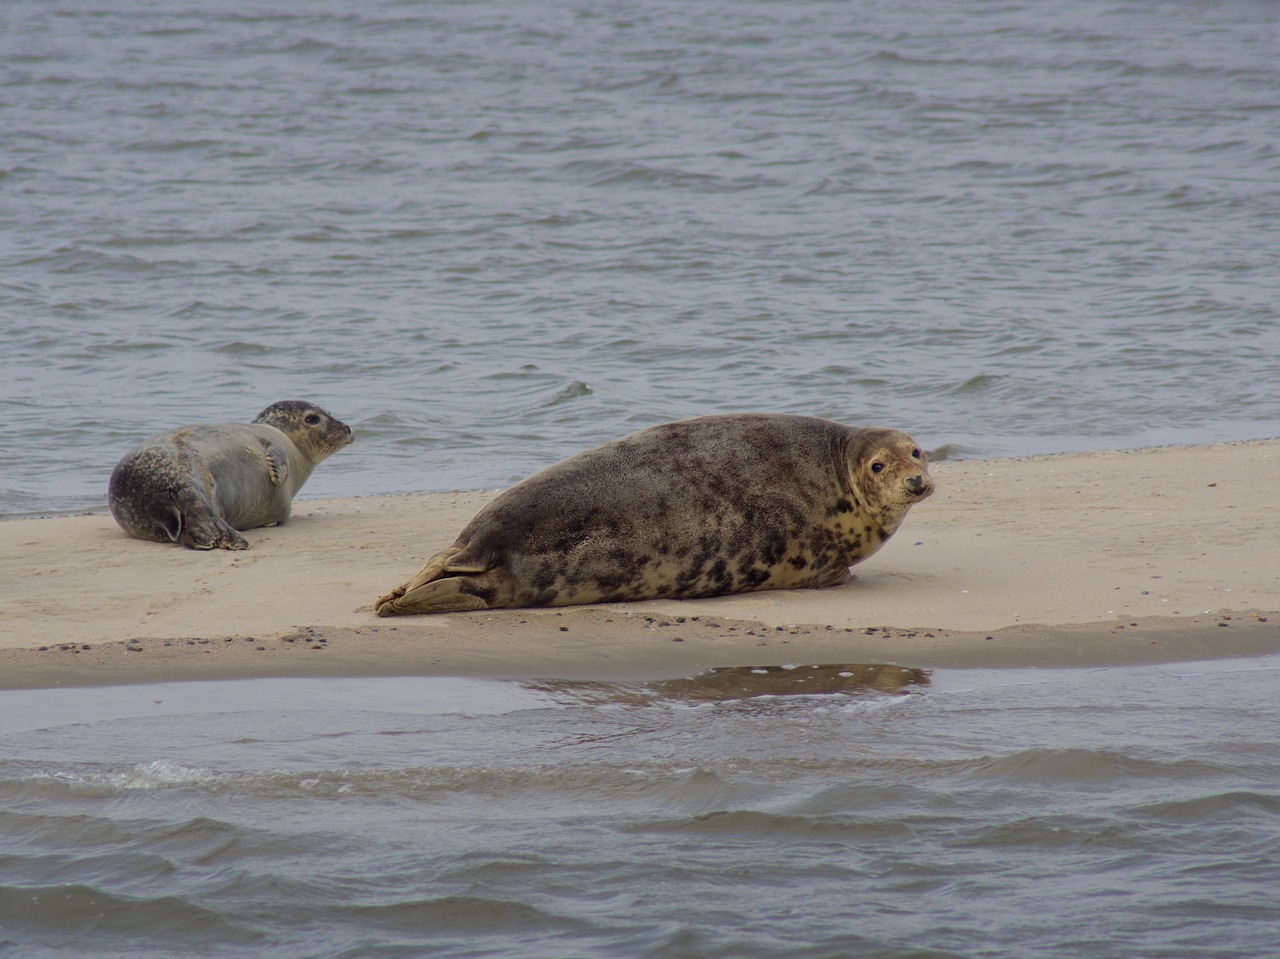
left=2, top=440, right=1277, bottom=690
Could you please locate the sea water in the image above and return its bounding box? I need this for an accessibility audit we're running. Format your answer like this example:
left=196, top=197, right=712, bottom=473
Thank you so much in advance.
left=3, top=6, right=1279, bottom=956
left=1, top=658, right=1278, bottom=958
left=2, top=0, right=1279, bottom=516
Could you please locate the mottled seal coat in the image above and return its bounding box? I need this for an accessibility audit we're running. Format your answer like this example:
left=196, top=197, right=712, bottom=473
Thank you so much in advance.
left=108, top=400, right=353, bottom=550
left=375, top=413, right=932, bottom=615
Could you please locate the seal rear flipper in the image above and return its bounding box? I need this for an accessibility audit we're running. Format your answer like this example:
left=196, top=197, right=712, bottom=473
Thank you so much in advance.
left=374, top=575, right=493, bottom=616
left=178, top=511, right=251, bottom=551
left=405, top=543, right=493, bottom=585
left=153, top=504, right=184, bottom=543
left=373, top=544, right=494, bottom=615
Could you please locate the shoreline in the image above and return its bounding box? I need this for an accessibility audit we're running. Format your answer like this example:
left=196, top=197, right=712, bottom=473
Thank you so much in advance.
left=2, top=440, right=1277, bottom=690
left=3, top=610, right=1276, bottom=692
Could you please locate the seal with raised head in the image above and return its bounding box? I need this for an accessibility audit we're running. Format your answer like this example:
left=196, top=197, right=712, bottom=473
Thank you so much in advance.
left=375, top=413, right=932, bottom=615
left=108, top=400, right=353, bottom=550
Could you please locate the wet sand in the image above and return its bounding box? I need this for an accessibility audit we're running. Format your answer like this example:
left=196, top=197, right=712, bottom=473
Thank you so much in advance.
left=2, top=440, right=1277, bottom=689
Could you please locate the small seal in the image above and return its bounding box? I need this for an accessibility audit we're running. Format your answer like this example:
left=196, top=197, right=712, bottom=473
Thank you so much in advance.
left=108, top=400, right=354, bottom=550
left=375, top=413, right=932, bottom=615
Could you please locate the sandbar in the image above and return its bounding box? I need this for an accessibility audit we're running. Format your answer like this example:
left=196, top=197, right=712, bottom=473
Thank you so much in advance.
left=2, top=440, right=1277, bottom=689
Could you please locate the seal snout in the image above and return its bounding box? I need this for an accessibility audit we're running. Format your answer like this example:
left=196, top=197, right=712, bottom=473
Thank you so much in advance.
left=905, top=473, right=933, bottom=498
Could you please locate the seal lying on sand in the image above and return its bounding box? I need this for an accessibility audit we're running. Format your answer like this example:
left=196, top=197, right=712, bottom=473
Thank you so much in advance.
left=108, top=400, right=353, bottom=550
left=375, top=413, right=932, bottom=615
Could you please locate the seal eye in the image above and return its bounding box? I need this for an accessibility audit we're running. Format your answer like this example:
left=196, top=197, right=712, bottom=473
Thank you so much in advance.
left=871, top=462, right=885, bottom=474
left=304, top=413, right=322, bottom=426
left=912, top=448, right=921, bottom=459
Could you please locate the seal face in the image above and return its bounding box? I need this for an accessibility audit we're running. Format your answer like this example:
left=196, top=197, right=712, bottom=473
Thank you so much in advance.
left=108, top=400, right=354, bottom=550
left=375, top=413, right=932, bottom=615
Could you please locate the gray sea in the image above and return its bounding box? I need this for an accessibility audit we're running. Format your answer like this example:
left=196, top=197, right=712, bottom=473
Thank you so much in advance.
left=2, top=0, right=1279, bottom=516
left=3, top=3, right=1280, bottom=956
left=2, top=659, right=1279, bottom=959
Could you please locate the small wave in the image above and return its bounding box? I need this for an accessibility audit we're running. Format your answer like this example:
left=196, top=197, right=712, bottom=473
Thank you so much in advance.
left=962, top=814, right=1143, bottom=850
left=112, top=760, right=220, bottom=790
left=925, top=442, right=976, bottom=461
left=528, top=664, right=929, bottom=707
left=332, top=894, right=582, bottom=935
left=1131, top=790, right=1280, bottom=823
left=20, top=760, right=222, bottom=796
left=213, top=340, right=275, bottom=356
left=0, top=882, right=261, bottom=943
left=944, top=373, right=1005, bottom=395
left=629, top=808, right=914, bottom=840
left=550, top=158, right=745, bottom=192
left=961, top=747, right=1213, bottom=786
left=121, top=137, right=225, bottom=154
left=15, top=246, right=158, bottom=275
left=541, top=381, right=594, bottom=407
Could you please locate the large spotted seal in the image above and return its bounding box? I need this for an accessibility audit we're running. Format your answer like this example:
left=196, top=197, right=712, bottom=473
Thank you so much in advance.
left=108, top=400, right=353, bottom=550
left=375, top=413, right=932, bottom=615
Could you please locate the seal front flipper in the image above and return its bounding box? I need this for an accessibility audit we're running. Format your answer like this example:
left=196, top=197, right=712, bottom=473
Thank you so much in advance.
left=374, top=543, right=496, bottom=615
left=263, top=444, right=289, bottom=486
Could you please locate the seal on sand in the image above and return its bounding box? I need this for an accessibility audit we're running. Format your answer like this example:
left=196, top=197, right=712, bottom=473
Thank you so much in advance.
left=375, top=413, right=932, bottom=615
left=108, top=400, right=353, bottom=550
